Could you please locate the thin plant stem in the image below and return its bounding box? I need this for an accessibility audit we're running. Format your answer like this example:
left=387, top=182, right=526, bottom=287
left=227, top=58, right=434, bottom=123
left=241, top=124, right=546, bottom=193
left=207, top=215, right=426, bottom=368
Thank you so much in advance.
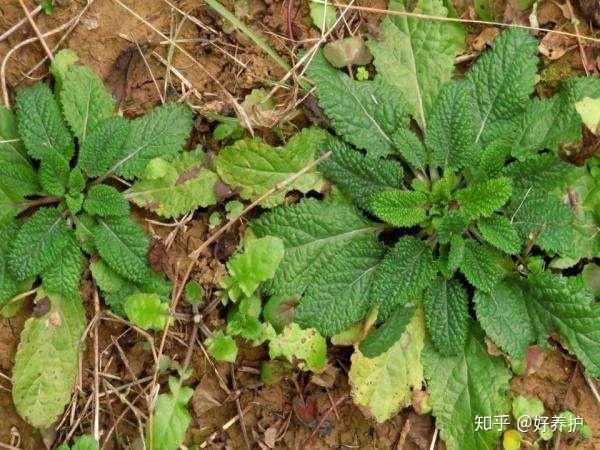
left=311, top=0, right=600, bottom=43
left=203, top=0, right=291, bottom=72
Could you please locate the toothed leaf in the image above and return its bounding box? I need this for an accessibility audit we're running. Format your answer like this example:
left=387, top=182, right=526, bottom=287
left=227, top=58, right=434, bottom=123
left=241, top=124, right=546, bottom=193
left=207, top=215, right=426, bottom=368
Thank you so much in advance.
left=455, top=177, right=512, bottom=220
left=12, top=291, right=86, bottom=428
left=84, top=184, right=130, bottom=217
left=0, top=221, right=21, bottom=305
left=370, top=190, right=429, bottom=227
left=423, top=322, right=511, bottom=450
left=93, top=216, right=150, bottom=283
left=371, top=236, right=437, bottom=320
left=41, top=233, right=82, bottom=298
left=0, top=106, right=39, bottom=197
left=110, top=103, right=194, bottom=179
left=251, top=198, right=380, bottom=297
left=306, top=50, right=409, bottom=157
left=320, top=139, right=404, bottom=211
left=8, top=207, right=70, bottom=280
left=467, top=28, right=538, bottom=144
left=60, top=66, right=115, bottom=143
left=124, top=293, right=168, bottom=330
left=426, top=81, right=476, bottom=171
left=524, top=272, right=600, bottom=377
left=459, top=240, right=504, bottom=292
left=423, top=276, right=469, bottom=356
left=295, top=235, right=385, bottom=336
left=350, top=308, right=425, bottom=422
left=508, top=194, right=574, bottom=256
left=126, top=149, right=218, bottom=218
left=391, top=127, right=428, bottom=169
left=214, top=127, right=327, bottom=208
left=78, top=116, right=130, bottom=178
left=503, top=153, right=574, bottom=198
left=223, top=236, right=284, bottom=299
left=477, top=215, right=521, bottom=254
left=15, top=83, right=74, bottom=162
left=368, top=0, right=465, bottom=127
left=474, top=280, right=534, bottom=358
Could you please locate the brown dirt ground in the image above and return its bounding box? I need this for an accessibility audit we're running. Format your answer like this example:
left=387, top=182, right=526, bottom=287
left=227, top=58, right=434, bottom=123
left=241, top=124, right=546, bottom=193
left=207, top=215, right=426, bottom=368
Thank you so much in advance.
left=0, top=0, right=599, bottom=449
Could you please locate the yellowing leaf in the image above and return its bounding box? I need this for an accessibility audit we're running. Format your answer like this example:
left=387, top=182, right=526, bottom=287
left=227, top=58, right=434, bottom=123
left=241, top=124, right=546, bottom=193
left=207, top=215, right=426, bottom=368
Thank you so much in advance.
left=575, top=97, right=600, bottom=134
left=12, top=291, right=86, bottom=428
left=125, top=149, right=218, bottom=218
left=323, top=36, right=372, bottom=68
left=269, top=323, right=327, bottom=373
left=349, top=308, right=425, bottom=422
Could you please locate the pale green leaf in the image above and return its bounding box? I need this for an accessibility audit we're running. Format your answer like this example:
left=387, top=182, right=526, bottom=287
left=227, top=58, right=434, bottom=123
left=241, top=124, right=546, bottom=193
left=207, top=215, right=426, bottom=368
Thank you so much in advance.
left=126, top=149, right=218, bottom=218
left=323, top=36, right=372, bottom=68
left=223, top=236, right=284, bottom=299
left=124, top=293, right=168, bottom=330
left=149, top=377, right=193, bottom=450
left=350, top=308, right=425, bottom=422
left=206, top=330, right=238, bottom=362
left=269, top=323, right=327, bottom=373
left=215, top=127, right=327, bottom=208
left=575, top=97, right=600, bottom=134
left=49, top=49, right=79, bottom=92
left=368, top=0, right=465, bottom=127
left=309, top=1, right=337, bottom=31
left=12, top=291, right=86, bottom=428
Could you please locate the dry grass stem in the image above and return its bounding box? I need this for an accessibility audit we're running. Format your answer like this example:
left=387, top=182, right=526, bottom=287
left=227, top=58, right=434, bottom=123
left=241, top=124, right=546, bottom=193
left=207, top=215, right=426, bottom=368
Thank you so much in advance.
left=312, top=1, right=600, bottom=43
